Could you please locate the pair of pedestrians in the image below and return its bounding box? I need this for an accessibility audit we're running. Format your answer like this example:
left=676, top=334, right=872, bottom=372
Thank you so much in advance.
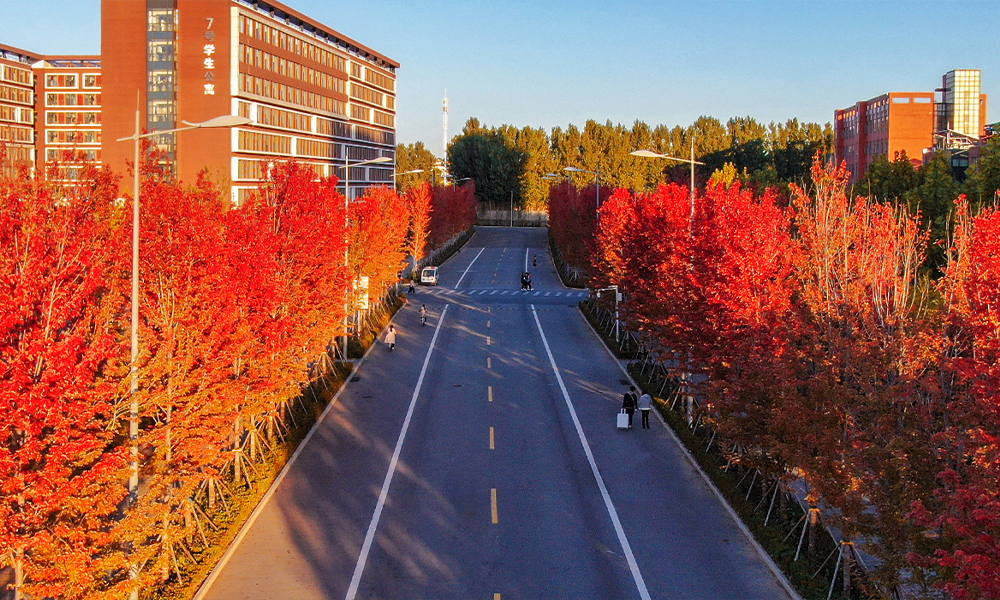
left=622, top=385, right=653, bottom=429
left=384, top=304, right=430, bottom=351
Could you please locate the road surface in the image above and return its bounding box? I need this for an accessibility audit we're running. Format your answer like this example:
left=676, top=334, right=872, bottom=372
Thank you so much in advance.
left=199, top=227, right=795, bottom=600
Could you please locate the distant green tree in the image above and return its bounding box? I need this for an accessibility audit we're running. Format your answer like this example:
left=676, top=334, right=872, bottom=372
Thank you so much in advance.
left=394, top=141, right=437, bottom=191
left=448, top=120, right=526, bottom=206
left=769, top=119, right=832, bottom=184
left=964, top=137, right=1000, bottom=208
left=856, top=152, right=920, bottom=203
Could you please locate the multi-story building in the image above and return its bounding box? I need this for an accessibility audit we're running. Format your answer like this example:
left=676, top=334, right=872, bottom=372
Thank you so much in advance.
left=34, top=56, right=102, bottom=181
left=102, top=0, right=399, bottom=204
left=0, top=44, right=38, bottom=175
left=834, top=92, right=935, bottom=183
left=835, top=69, right=989, bottom=184
left=938, top=69, right=988, bottom=140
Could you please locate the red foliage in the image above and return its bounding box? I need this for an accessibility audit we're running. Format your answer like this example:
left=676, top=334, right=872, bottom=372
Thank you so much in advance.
left=547, top=181, right=609, bottom=275
left=910, top=201, right=1000, bottom=599
left=0, top=163, right=129, bottom=598
left=428, top=182, right=476, bottom=249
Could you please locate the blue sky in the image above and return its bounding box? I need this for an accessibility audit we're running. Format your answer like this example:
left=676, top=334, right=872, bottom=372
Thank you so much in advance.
left=2, top=0, right=997, bottom=157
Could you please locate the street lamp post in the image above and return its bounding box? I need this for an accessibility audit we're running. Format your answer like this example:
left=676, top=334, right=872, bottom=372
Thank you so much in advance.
left=631, top=140, right=704, bottom=426
left=116, top=108, right=249, bottom=600
left=116, top=111, right=251, bottom=507
left=563, top=166, right=602, bottom=213
left=631, top=137, right=704, bottom=233
left=391, top=168, right=423, bottom=191
left=595, top=285, right=622, bottom=343
left=340, top=155, right=393, bottom=360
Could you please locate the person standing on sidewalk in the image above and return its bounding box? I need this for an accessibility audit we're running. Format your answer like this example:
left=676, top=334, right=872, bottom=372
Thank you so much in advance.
left=638, top=391, right=653, bottom=428
left=622, top=386, right=638, bottom=429
left=385, top=325, right=397, bottom=351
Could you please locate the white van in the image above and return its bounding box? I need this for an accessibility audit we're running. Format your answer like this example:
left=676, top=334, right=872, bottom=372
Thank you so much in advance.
left=420, top=266, right=439, bottom=285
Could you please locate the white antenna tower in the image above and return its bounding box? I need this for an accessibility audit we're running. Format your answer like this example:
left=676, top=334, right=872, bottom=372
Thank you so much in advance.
left=442, top=90, right=449, bottom=161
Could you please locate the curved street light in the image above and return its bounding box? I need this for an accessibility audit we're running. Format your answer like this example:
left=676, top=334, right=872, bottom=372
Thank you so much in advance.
left=631, top=142, right=704, bottom=231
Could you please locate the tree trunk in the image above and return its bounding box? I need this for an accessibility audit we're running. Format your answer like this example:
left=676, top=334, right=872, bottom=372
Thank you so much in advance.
left=13, top=550, right=23, bottom=600
left=808, top=507, right=820, bottom=557
left=842, top=542, right=853, bottom=599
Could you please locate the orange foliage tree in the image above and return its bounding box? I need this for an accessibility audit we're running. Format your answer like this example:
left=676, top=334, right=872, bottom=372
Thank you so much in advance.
left=404, top=181, right=432, bottom=263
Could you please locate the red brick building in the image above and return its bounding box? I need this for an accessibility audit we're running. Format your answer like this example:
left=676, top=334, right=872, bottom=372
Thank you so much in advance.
left=0, top=44, right=102, bottom=180
left=0, top=44, right=38, bottom=175
left=34, top=57, right=103, bottom=181
left=102, top=0, right=399, bottom=203
left=834, top=92, right=935, bottom=184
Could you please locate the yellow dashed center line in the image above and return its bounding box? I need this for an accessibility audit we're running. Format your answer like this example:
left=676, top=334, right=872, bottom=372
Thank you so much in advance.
left=488, top=386, right=493, bottom=402
left=487, top=335, right=491, bottom=346
left=491, top=488, right=498, bottom=524
left=494, top=594, right=501, bottom=600
left=487, top=357, right=492, bottom=369
left=487, top=320, right=491, bottom=328
left=489, top=426, right=495, bottom=449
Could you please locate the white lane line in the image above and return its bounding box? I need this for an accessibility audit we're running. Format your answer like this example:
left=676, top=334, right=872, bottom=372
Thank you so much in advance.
left=194, top=316, right=389, bottom=600
left=490, top=290, right=498, bottom=295
left=576, top=307, right=802, bottom=600
left=531, top=305, right=651, bottom=600
left=524, top=247, right=529, bottom=272
left=533, top=292, right=540, bottom=296
left=556, top=292, right=563, bottom=297
left=345, top=305, right=451, bottom=600
left=500, top=291, right=508, bottom=296
left=454, top=247, right=485, bottom=289
left=545, top=292, right=552, bottom=297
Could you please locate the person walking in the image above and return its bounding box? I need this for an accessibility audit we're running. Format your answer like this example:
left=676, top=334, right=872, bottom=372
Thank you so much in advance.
left=385, top=325, right=397, bottom=351
left=622, top=386, right=638, bottom=429
left=532, top=254, right=537, bottom=267
left=638, top=391, right=653, bottom=428
left=419, top=304, right=427, bottom=326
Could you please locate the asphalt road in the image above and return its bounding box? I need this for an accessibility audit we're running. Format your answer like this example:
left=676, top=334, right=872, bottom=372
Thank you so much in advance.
left=198, top=227, right=795, bottom=600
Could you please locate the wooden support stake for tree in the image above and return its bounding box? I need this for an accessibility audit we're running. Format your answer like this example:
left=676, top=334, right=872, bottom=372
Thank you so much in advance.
left=764, top=480, right=780, bottom=527
left=782, top=512, right=807, bottom=544
left=794, top=510, right=810, bottom=562
left=745, top=470, right=759, bottom=502
left=827, top=545, right=843, bottom=600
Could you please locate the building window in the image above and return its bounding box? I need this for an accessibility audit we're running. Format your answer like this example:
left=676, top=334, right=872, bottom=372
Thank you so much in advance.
left=83, top=74, right=100, bottom=88
left=45, top=74, right=78, bottom=89
left=148, top=99, right=176, bottom=123
left=148, top=9, right=175, bottom=32
left=149, top=70, right=176, bottom=93
left=148, top=40, right=175, bottom=62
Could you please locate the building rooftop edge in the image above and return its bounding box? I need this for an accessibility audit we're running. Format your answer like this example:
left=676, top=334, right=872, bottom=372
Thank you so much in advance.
left=0, top=42, right=44, bottom=62
left=235, top=0, right=400, bottom=70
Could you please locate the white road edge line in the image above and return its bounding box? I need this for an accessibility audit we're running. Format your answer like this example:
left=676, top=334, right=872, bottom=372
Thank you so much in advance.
left=531, top=304, right=652, bottom=600
left=454, top=247, right=485, bottom=289
left=576, top=306, right=803, bottom=600
left=194, top=315, right=390, bottom=600
left=344, top=304, right=450, bottom=600
left=524, top=246, right=529, bottom=272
